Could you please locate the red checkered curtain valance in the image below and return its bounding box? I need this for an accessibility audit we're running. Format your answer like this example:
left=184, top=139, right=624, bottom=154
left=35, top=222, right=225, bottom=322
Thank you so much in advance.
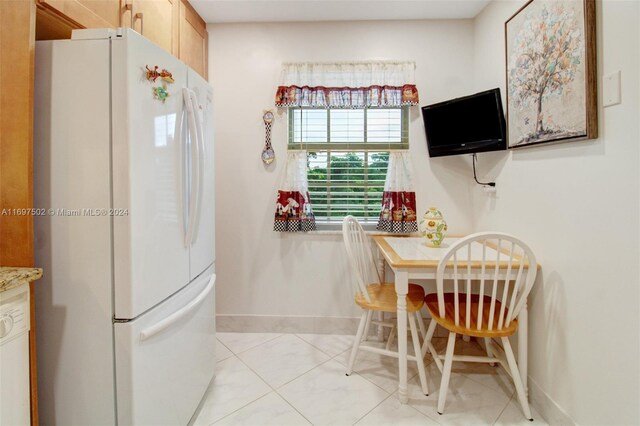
left=377, top=152, right=418, bottom=234
left=274, top=61, right=419, bottom=108
left=275, top=85, right=418, bottom=108
left=274, top=151, right=317, bottom=232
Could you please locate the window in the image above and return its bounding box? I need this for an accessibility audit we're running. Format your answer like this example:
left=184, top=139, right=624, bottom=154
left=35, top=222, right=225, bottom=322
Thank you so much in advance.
left=288, top=107, right=409, bottom=226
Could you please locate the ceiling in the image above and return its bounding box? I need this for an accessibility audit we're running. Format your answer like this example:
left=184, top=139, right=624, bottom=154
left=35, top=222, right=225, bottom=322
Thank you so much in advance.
left=189, top=0, right=492, bottom=24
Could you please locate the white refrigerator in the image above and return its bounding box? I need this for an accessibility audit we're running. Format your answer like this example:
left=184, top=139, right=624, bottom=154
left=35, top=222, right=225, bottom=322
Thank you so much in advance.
left=33, top=28, right=215, bottom=425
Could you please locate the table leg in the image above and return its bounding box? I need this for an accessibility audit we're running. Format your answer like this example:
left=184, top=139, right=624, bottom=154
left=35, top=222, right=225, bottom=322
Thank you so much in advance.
left=396, top=271, right=409, bottom=404
left=518, top=301, right=528, bottom=396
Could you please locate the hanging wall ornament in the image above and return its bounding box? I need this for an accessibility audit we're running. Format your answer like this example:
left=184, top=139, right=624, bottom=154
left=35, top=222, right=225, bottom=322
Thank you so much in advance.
left=262, top=110, right=275, bottom=165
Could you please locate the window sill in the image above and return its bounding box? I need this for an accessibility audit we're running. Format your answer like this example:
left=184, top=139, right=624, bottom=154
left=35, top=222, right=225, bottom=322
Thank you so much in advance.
left=289, top=222, right=419, bottom=236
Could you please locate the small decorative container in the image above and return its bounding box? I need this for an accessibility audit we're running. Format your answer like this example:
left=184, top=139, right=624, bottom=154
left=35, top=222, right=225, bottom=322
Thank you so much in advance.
left=421, top=207, right=447, bottom=247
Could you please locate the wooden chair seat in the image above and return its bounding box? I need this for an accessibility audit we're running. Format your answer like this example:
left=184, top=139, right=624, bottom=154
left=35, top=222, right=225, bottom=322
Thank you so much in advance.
left=425, top=293, right=518, bottom=338
left=355, top=283, right=425, bottom=313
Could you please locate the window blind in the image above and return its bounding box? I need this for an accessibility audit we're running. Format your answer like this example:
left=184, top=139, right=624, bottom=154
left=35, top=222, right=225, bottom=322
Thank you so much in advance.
left=288, top=107, right=408, bottom=224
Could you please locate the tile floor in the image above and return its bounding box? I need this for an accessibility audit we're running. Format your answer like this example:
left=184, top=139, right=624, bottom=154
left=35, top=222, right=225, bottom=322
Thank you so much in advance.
left=193, top=332, right=548, bottom=426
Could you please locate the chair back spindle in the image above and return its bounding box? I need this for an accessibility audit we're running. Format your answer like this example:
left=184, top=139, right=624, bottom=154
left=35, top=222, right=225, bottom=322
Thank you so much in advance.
left=452, top=252, right=459, bottom=326
left=487, top=238, right=501, bottom=331
left=466, top=244, right=472, bottom=328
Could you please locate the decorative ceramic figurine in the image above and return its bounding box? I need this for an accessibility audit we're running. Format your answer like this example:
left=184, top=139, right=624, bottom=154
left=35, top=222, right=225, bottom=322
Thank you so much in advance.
left=421, top=207, right=447, bottom=247
left=152, top=85, right=169, bottom=103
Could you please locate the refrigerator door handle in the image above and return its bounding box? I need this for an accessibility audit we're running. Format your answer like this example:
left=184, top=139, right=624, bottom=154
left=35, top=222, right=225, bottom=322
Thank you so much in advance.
left=183, top=88, right=200, bottom=248
left=177, top=92, right=189, bottom=242
left=139, top=273, right=216, bottom=342
left=188, top=89, right=205, bottom=246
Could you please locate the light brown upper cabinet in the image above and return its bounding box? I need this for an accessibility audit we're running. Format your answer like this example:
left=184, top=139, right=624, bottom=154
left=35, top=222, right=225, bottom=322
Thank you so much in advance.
left=178, top=0, right=207, bottom=79
left=121, top=0, right=178, bottom=55
left=37, top=0, right=120, bottom=27
left=35, top=0, right=208, bottom=79
left=36, top=0, right=120, bottom=39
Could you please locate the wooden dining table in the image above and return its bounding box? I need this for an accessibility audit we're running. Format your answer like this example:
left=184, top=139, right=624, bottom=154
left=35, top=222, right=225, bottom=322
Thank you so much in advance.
left=372, top=235, right=532, bottom=404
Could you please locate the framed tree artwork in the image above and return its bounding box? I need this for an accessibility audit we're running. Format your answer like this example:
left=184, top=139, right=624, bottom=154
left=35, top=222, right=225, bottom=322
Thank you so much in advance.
left=505, top=0, right=597, bottom=148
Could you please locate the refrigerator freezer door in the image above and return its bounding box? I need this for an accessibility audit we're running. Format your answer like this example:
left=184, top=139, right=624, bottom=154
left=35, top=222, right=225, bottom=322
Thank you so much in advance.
left=114, top=267, right=216, bottom=425
left=111, top=29, right=191, bottom=319
left=187, top=69, right=216, bottom=279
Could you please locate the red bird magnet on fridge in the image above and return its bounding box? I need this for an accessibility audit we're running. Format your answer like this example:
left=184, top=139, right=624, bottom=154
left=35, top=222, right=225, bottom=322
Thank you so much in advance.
left=145, top=65, right=175, bottom=84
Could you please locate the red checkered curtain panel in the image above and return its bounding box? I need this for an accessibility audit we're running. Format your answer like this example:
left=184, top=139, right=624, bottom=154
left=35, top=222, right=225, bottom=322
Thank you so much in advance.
left=377, top=151, right=418, bottom=233
left=274, top=61, right=419, bottom=108
left=273, top=151, right=317, bottom=232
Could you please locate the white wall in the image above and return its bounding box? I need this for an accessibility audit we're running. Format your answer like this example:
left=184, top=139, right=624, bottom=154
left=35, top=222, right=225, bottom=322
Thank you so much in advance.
left=208, top=20, right=476, bottom=319
left=472, top=1, right=640, bottom=424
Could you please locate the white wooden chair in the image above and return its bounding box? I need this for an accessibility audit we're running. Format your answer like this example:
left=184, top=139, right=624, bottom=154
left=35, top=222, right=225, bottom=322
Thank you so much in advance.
left=421, top=232, right=537, bottom=419
left=342, top=215, right=429, bottom=395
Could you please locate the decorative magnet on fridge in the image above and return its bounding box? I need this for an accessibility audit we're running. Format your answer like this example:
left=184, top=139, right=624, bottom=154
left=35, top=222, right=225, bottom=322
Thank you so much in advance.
left=152, top=85, right=169, bottom=102
left=261, top=110, right=275, bottom=165
left=145, top=65, right=175, bottom=84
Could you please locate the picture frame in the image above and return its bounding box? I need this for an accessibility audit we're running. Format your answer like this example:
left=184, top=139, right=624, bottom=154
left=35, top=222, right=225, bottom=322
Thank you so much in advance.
left=505, top=0, right=597, bottom=148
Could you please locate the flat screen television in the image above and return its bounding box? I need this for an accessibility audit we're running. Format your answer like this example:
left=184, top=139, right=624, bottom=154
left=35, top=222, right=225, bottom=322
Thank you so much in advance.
left=421, top=88, right=507, bottom=158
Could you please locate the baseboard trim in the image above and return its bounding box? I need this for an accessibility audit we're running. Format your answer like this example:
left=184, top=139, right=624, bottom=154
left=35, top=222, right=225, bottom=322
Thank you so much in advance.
left=216, top=314, right=448, bottom=337
left=528, top=376, right=575, bottom=425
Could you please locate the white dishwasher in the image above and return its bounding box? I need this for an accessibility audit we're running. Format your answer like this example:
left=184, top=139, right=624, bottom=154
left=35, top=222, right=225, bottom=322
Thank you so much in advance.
left=0, top=284, right=30, bottom=426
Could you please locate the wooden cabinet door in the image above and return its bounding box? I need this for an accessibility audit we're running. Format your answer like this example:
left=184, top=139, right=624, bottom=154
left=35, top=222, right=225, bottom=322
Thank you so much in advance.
left=123, top=0, right=177, bottom=55
left=178, top=0, right=207, bottom=79
left=36, top=0, right=208, bottom=80
left=36, top=0, right=120, bottom=29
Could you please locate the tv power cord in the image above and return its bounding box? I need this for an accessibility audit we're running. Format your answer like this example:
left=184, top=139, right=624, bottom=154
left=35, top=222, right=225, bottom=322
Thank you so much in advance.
left=472, top=153, right=496, bottom=191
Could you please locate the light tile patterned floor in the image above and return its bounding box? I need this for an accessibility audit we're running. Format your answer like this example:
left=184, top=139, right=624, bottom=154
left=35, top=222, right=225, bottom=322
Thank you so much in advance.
left=194, top=332, right=548, bottom=426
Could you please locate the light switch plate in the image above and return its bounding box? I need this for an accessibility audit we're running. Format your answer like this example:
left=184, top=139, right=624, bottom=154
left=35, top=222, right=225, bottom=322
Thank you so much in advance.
left=603, top=70, right=621, bottom=107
